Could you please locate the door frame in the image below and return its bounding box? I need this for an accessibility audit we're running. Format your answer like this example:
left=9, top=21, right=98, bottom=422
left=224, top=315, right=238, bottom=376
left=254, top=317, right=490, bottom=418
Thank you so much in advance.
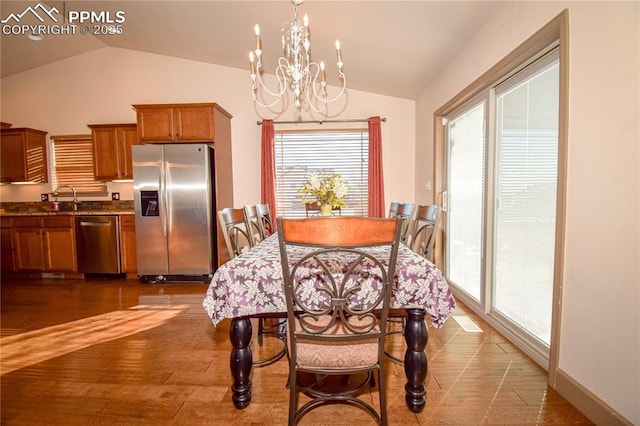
left=433, top=10, right=569, bottom=383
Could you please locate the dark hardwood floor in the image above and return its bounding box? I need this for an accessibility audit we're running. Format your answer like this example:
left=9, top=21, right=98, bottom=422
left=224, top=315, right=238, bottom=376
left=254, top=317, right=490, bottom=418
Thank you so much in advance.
left=0, top=277, right=593, bottom=425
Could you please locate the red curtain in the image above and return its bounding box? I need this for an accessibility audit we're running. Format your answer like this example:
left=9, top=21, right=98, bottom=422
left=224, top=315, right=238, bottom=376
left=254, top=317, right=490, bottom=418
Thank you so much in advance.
left=368, top=116, right=385, bottom=218
left=261, top=120, right=278, bottom=222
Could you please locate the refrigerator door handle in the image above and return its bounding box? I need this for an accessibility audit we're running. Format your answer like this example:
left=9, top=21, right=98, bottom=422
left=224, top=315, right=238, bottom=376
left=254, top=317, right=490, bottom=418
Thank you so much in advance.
left=165, top=161, right=172, bottom=237
left=160, top=161, right=168, bottom=238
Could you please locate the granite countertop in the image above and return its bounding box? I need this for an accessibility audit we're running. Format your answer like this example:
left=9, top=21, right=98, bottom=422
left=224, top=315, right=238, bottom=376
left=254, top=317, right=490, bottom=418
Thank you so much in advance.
left=0, top=201, right=134, bottom=217
left=1, top=210, right=134, bottom=216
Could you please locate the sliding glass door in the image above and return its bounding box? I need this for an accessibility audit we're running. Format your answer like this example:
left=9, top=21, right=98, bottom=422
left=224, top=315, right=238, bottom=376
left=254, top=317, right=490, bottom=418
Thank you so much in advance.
left=492, top=55, right=559, bottom=346
left=445, top=102, right=485, bottom=303
left=442, top=47, right=560, bottom=364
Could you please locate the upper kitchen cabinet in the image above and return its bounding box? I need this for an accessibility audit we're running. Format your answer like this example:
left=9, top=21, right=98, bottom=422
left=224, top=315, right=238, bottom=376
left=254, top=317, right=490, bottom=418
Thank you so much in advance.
left=133, top=103, right=232, bottom=143
left=0, top=128, right=48, bottom=183
left=89, top=124, right=139, bottom=181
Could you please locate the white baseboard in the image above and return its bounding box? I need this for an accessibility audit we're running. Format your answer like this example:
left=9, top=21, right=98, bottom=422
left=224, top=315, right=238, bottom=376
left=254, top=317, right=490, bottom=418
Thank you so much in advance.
left=555, top=369, right=633, bottom=426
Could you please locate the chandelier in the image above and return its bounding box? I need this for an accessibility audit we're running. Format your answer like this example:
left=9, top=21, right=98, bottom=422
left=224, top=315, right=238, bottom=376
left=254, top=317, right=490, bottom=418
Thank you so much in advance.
left=249, top=0, right=346, bottom=114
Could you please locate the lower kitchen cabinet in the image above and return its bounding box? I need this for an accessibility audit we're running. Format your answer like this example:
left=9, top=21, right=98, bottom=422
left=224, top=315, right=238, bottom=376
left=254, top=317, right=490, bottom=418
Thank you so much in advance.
left=43, top=218, right=77, bottom=271
left=1, top=217, right=15, bottom=271
left=12, top=216, right=77, bottom=272
left=119, top=215, right=137, bottom=273
left=12, top=217, right=43, bottom=271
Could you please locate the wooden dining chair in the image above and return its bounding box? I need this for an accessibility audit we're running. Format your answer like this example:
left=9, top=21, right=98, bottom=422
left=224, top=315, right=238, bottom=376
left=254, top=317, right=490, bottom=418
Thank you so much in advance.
left=384, top=204, right=439, bottom=365
left=392, top=203, right=415, bottom=245
left=218, top=207, right=285, bottom=366
left=387, top=201, right=399, bottom=218
left=410, top=204, right=440, bottom=262
left=256, top=203, right=274, bottom=239
left=217, top=207, right=254, bottom=258
left=277, top=216, right=401, bottom=425
left=243, top=204, right=263, bottom=246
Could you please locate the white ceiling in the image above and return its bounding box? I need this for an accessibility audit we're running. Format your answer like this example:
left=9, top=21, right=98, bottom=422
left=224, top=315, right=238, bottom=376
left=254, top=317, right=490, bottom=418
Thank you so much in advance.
left=0, top=1, right=501, bottom=100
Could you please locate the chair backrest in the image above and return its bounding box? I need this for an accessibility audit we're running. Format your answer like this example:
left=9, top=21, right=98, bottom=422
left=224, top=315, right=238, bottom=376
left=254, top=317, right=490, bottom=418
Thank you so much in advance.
left=387, top=201, right=399, bottom=218
left=243, top=204, right=263, bottom=246
left=277, top=216, right=401, bottom=368
left=410, top=204, right=440, bottom=261
left=255, top=203, right=274, bottom=238
left=217, top=207, right=253, bottom=259
left=393, top=203, right=415, bottom=244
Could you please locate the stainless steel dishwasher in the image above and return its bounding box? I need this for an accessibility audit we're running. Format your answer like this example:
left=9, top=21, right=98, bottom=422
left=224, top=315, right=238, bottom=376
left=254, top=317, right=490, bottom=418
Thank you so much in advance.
left=75, top=215, right=121, bottom=274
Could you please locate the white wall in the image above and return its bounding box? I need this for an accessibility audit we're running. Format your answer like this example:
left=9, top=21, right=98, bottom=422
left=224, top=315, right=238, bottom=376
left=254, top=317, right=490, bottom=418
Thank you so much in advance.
left=416, top=1, right=639, bottom=424
left=0, top=47, right=415, bottom=208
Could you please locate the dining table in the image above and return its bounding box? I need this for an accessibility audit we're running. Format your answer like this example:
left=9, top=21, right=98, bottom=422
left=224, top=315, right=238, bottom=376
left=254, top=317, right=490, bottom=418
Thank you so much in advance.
left=202, top=232, right=456, bottom=413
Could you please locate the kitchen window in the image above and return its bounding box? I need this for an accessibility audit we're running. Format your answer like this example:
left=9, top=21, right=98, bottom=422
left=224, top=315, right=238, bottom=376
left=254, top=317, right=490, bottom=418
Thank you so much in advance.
left=50, top=135, right=108, bottom=196
left=274, top=130, right=369, bottom=218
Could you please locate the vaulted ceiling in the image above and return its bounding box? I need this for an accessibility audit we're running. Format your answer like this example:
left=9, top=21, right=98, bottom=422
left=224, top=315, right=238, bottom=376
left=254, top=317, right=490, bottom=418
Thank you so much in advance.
left=1, top=1, right=501, bottom=100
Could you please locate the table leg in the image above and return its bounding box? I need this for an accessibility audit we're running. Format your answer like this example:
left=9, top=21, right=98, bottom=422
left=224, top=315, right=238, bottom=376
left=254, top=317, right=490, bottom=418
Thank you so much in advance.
left=403, top=308, right=428, bottom=413
left=230, top=317, right=253, bottom=409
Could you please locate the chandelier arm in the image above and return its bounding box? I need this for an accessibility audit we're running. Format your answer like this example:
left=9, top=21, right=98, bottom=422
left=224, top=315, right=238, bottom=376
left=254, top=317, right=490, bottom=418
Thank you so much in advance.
left=311, top=71, right=347, bottom=104
left=251, top=59, right=292, bottom=108
left=254, top=59, right=289, bottom=98
left=303, top=62, right=346, bottom=114
left=252, top=89, right=284, bottom=109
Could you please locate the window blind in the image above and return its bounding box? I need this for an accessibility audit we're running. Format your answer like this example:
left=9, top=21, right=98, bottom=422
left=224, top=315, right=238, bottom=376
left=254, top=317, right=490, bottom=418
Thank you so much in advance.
left=50, top=135, right=108, bottom=196
left=274, top=130, right=369, bottom=218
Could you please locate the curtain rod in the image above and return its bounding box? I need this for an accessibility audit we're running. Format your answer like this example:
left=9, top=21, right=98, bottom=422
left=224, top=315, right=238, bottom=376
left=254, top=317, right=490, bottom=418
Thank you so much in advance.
left=256, top=117, right=386, bottom=126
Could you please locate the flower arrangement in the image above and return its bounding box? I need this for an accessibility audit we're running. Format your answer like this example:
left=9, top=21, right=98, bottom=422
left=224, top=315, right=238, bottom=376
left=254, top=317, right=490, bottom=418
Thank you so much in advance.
left=299, top=171, right=349, bottom=209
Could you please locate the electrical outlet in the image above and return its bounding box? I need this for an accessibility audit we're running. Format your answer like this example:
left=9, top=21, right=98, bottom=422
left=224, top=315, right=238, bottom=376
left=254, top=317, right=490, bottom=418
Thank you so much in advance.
left=41, top=193, right=49, bottom=202
left=111, top=192, right=120, bottom=201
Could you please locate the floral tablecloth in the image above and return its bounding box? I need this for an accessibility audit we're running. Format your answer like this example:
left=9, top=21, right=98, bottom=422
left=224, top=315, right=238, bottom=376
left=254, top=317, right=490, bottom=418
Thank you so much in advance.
left=203, top=234, right=456, bottom=328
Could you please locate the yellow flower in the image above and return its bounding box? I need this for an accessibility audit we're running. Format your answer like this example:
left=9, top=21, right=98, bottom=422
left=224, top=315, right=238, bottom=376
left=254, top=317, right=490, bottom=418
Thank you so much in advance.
left=299, top=172, right=350, bottom=209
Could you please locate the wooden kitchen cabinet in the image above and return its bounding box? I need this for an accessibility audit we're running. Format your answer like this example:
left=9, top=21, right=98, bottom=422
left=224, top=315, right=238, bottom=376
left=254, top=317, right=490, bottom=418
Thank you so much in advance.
left=89, top=124, right=139, bottom=181
left=0, top=128, right=48, bottom=183
left=133, top=103, right=232, bottom=143
left=1, top=216, right=15, bottom=271
left=119, top=214, right=137, bottom=273
left=12, top=216, right=76, bottom=272
left=42, top=216, right=76, bottom=271
left=13, top=217, right=45, bottom=271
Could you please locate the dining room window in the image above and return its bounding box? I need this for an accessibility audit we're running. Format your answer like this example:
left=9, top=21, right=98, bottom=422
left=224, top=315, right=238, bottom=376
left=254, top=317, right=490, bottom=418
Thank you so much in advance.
left=50, top=134, right=108, bottom=196
left=274, top=129, right=369, bottom=218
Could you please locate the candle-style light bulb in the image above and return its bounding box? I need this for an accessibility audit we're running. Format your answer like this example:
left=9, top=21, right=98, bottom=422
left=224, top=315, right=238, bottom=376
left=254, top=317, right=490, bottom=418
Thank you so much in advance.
left=254, top=24, right=262, bottom=57
left=320, top=61, right=326, bottom=83
left=335, top=40, right=343, bottom=69
left=303, top=14, right=309, bottom=27
left=249, top=51, right=256, bottom=76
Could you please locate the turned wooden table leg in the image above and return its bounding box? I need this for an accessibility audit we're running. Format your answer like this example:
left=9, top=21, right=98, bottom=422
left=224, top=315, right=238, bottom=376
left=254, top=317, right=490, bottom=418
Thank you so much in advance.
left=403, top=308, right=428, bottom=413
left=230, top=317, right=253, bottom=409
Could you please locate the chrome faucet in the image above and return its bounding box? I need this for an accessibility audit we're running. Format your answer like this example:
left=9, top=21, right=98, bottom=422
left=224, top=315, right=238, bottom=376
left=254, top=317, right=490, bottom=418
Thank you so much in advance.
left=54, top=185, right=80, bottom=210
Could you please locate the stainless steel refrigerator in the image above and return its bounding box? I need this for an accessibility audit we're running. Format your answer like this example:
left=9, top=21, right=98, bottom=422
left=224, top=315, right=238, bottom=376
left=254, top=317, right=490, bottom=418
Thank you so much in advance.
left=132, top=144, right=217, bottom=282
